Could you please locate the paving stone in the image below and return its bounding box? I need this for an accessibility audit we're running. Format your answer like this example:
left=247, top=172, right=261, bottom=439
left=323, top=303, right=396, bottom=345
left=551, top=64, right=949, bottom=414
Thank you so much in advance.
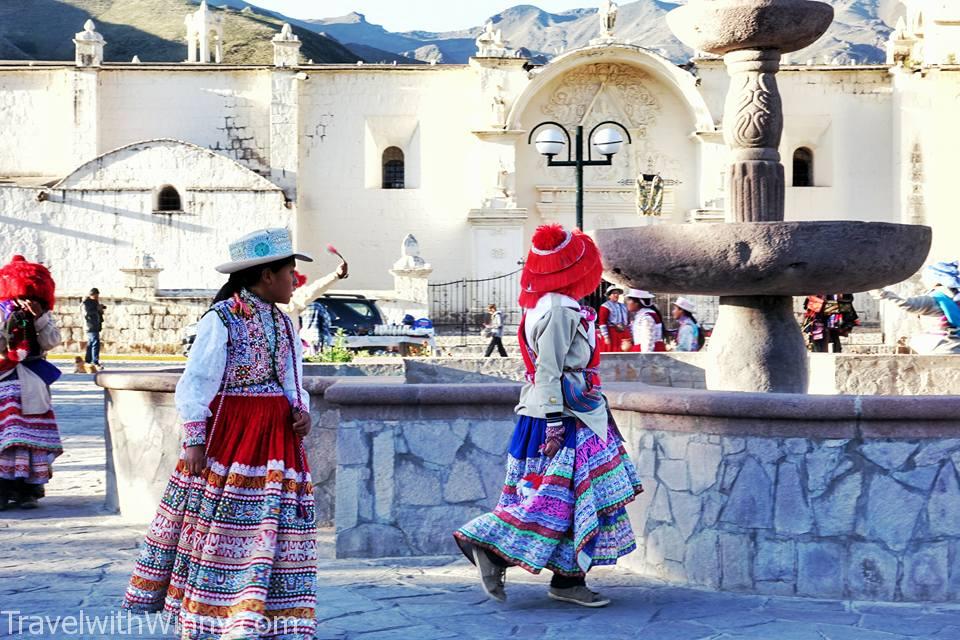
left=442, top=458, right=486, bottom=503
left=914, top=439, right=960, bottom=467
left=396, top=460, right=443, bottom=507
left=685, top=530, right=720, bottom=589
left=720, top=456, right=773, bottom=529
left=903, top=543, right=949, bottom=602
left=670, top=490, right=702, bottom=540
left=720, top=532, right=754, bottom=590
left=928, top=464, right=960, bottom=537
left=847, top=542, right=898, bottom=601
left=858, top=474, right=924, bottom=551
left=403, top=422, right=465, bottom=466
left=658, top=458, right=690, bottom=491
left=723, top=437, right=746, bottom=455
left=775, top=461, right=814, bottom=535
left=687, top=441, right=722, bottom=494
left=813, top=472, right=862, bottom=537
left=755, top=538, right=795, bottom=582
left=798, top=542, right=846, bottom=598
left=892, top=465, right=939, bottom=492
left=859, top=442, right=919, bottom=471
left=650, top=483, right=672, bottom=522
left=747, top=438, right=782, bottom=464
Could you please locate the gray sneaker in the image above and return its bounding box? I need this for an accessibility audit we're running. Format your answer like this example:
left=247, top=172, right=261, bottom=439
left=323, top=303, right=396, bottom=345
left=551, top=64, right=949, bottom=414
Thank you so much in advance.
left=548, top=585, right=611, bottom=608
left=470, top=545, right=507, bottom=603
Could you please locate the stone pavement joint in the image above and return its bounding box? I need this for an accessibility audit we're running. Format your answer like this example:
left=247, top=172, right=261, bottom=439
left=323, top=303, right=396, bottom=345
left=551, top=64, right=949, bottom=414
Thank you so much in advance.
left=0, top=371, right=958, bottom=639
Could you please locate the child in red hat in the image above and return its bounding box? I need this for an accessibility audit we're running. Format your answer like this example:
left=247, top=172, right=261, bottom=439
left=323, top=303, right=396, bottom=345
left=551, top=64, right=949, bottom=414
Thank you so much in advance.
left=0, top=255, right=63, bottom=510
left=455, top=224, right=643, bottom=607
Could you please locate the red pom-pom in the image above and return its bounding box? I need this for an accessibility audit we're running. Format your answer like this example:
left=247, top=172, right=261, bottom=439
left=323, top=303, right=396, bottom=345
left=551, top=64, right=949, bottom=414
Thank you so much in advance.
left=0, top=255, right=56, bottom=311
left=531, top=224, right=568, bottom=252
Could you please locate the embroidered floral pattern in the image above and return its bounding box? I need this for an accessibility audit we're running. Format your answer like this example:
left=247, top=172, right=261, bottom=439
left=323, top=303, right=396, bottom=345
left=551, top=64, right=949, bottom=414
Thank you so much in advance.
left=182, top=421, right=206, bottom=448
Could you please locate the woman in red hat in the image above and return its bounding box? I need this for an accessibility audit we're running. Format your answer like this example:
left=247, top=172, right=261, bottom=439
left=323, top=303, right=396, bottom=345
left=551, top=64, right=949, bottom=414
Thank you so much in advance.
left=0, top=255, right=63, bottom=510
left=454, top=224, right=643, bottom=608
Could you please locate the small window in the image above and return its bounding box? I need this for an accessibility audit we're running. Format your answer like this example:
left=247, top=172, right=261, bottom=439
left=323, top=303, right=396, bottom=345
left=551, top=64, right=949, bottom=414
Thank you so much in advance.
left=382, top=147, right=405, bottom=189
left=792, top=148, right=814, bottom=187
left=156, top=185, right=182, bottom=211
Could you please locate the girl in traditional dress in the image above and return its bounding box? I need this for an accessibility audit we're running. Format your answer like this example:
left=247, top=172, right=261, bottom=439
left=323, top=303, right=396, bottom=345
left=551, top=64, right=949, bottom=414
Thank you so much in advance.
left=122, top=228, right=318, bottom=640
left=625, top=289, right=666, bottom=352
left=0, top=256, right=62, bottom=510
left=597, top=285, right=629, bottom=352
left=671, top=297, right=703, bottom=352
left=454, top=224, right=643, bottom=608
left=875, top=261, right=960, bottom=354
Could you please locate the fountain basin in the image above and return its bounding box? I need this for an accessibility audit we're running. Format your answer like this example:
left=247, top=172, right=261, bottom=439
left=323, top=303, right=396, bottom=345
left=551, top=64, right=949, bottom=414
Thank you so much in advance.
left=594, top=221, right=932, bottom=297
left=666, top=0, right=835, bottom=55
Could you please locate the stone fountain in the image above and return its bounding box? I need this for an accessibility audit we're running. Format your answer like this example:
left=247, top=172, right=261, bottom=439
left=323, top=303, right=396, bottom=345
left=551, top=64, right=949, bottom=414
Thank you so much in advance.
left=594, top=0, right=932, bottom=393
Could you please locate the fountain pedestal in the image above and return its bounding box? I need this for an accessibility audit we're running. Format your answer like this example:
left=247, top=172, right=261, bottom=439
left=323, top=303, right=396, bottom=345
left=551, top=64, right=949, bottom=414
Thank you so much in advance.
left=592, top=0, right=931, bottom=393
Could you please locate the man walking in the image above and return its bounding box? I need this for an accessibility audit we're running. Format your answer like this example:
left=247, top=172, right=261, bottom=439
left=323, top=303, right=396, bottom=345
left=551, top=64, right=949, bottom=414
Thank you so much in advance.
left=484, top=304, right=508, bottom=357
left=82, top=288, right=105, bottom=369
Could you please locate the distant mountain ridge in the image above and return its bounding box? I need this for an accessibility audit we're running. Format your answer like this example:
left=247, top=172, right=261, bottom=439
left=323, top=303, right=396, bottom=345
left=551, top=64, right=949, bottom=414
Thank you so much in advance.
left=308, top=1, right=896, bottom=65
left=0, top=0, right=898, bottom=66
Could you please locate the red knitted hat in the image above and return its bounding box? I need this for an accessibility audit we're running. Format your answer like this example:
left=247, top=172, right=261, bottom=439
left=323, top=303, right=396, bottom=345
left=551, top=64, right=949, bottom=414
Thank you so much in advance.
left=0, top=255, right=56, bottom=311
left=519, top=224, right=603, bottom=308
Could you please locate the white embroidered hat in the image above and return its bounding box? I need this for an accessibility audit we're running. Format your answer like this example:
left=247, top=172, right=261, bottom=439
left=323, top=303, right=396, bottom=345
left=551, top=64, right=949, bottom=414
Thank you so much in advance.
left=673, top=296, right=697, bottom=313
left=626, top=288, right=654, bottom=300
left=216, top=228, right=314, bottom=274
left=605, top=284, right=625, bottom=295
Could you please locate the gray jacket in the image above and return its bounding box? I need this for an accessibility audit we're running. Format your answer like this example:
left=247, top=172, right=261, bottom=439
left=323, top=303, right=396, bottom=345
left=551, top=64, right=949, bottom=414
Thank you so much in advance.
left=515, top=294, right=608, bottom=440
left=880, top=287, right=960, bottom=354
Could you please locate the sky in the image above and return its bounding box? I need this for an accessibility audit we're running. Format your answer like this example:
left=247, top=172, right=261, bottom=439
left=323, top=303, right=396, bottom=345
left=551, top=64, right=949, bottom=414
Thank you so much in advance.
left=247, top=1, right=597, bottom=32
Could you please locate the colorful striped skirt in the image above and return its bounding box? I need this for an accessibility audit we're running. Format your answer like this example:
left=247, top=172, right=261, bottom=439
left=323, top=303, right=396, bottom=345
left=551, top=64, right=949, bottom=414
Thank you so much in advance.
left=455, top=414, right=643, bottom=576
left=0, top=372, right=62, bottom=485
left=122, top=394, right=318, bottom=640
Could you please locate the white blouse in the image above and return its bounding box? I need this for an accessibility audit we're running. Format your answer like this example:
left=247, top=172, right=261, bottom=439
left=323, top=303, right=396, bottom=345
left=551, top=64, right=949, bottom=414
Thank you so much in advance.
left=175, top=310, right=308, bottom=426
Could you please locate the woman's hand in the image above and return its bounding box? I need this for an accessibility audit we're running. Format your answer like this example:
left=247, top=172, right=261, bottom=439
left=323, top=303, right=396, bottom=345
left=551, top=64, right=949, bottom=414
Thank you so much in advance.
left=17, top=299, right=41, bottom=317
left=183, top=445, right=206, bottom=476
left=292, top=409, right=312, bottom=437
left=336, top=262, right=349, bottom=280
left=541, top=439, right=561, bottom=457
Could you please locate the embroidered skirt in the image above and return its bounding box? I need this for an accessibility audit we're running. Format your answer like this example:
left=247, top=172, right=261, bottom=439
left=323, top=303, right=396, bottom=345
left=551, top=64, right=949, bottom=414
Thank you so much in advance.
left=454, top=414, right=643, bottom=576
left=0, top=372, right=61, bottom=485
left=122, top=394, right=317, bottom=640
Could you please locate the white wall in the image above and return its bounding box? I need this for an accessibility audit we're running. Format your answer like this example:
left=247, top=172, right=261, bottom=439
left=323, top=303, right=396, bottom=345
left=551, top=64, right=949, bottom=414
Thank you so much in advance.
left=296, top=67, right=481, bottom=289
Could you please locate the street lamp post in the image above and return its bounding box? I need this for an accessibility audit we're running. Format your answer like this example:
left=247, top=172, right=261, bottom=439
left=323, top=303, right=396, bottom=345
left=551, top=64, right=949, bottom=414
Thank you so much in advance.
left=528, top=121, right=632, bottom=230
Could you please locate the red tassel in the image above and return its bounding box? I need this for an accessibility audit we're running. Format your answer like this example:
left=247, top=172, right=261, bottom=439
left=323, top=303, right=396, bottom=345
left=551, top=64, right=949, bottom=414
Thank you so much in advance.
left=531, top=224, right=568, bottom=251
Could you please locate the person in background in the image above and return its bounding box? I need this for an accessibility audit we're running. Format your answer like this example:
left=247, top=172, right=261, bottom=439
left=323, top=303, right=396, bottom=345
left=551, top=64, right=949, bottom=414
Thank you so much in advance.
left=597, top=285, right=629, bottom=352
left=0, top=256, right=63, bottom=510
left=282, top=259, right=348, bottom=319
left=82, top=287, right=105, bottom=370
left=874, top=261, right=960, bottom=354
left=802, top=294, right=858, bottom=353
left=671, top=297, right=703, bottom=352
left=625, top=289, right=666, bottom=352
left=484, top=304, right=507, bottom=357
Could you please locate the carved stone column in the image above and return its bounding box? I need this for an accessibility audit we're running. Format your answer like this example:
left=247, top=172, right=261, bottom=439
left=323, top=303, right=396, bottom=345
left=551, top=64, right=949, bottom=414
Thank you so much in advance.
left=723, top=49, right=785, bottom=222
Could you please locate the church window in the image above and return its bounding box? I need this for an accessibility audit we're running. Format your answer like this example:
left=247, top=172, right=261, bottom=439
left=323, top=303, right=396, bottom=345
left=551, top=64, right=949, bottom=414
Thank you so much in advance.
left=382, top=147, right=405, bottom=189
left=792, top=147, right=814, bottom=187
left=156, top=185, right=183, bottom=211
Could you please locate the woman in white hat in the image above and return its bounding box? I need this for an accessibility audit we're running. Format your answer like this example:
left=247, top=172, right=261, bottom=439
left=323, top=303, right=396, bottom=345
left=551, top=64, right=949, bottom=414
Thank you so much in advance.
left=624, top=289, right=666, bottom=352
left=597, top=284, right=629, bottom=352
left=671, top=296, right=703, bottom=352
left=122, top=228, right=319, bottom=639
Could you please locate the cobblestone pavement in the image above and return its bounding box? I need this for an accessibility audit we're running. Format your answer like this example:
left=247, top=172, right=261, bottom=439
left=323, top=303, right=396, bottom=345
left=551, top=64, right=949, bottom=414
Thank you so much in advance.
left=1, top=371, right=959, bottom=639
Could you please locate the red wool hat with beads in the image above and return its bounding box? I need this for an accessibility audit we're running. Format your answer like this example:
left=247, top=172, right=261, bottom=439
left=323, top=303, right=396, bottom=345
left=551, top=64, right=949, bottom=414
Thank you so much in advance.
left=0, top=255, right=56, bottom=311
left=519, top=224, right=603, bottom=308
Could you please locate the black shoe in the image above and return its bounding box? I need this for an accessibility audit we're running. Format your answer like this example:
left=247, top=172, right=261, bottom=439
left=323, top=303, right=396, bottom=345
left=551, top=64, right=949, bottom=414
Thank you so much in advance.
left=18, top=495, right=39, bottom=509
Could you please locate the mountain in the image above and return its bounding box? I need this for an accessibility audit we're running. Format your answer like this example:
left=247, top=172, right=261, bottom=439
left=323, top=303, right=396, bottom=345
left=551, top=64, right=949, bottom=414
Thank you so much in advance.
left=307, top=1, right=895, bottom=65
left=0, top=0, right=359, bottom=64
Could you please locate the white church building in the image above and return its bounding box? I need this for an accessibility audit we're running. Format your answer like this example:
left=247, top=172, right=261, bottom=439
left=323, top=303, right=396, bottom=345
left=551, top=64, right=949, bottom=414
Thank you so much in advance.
left=0, top=1, right=957, bottom=317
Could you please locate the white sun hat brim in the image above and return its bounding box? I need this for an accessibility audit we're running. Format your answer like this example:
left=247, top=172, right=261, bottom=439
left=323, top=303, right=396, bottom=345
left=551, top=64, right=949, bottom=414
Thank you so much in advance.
left=216, top=252, right=314, bottom=274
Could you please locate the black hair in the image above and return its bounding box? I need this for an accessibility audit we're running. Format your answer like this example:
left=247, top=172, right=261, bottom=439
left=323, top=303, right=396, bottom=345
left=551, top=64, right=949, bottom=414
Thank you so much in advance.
left=213, top=256, right=296, bottom=304
left=89, top=288, right=99, bottom=295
